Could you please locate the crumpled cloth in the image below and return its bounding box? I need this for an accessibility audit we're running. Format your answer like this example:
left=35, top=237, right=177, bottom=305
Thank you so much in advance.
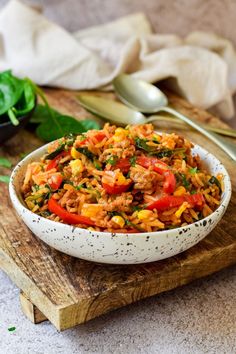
left=1, top=0, right=236, bottom=119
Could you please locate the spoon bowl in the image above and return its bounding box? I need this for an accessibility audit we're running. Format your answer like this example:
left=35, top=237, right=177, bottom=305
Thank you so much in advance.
left=113, top=74, right=168, bottom=113
left=77, top=94, right=146, bottom=125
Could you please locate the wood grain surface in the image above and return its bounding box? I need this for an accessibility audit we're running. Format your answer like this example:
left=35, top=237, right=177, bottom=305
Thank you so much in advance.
left=0, top=89, right=235, bottom=331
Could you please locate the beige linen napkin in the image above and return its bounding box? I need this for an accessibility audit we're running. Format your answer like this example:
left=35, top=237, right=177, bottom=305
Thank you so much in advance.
left=1, top=0, right=236, bottom=119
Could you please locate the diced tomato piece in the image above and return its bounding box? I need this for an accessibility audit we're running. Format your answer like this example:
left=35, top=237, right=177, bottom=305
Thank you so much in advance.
left=48, top=174, right=63, bottom=190
left=93, top=131, right=106, bottom=142
left=137, top=156, right=169, bottom=173
left=113, top=158, right=131, bottom=173
left=102, top=182, right=132, bottom=195
left=147, top=193, right=205, bottom=211
left=163, top=171, right=176, bottom=194
left=137, top=156, right=176, bottom=194
left=48, top=198, right=94, bottom=226
left=46, top=151, right=70, bottom=171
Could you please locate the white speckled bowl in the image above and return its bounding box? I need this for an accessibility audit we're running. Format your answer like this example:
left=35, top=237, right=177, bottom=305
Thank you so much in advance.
left=9, top=142, right=231, bottom=264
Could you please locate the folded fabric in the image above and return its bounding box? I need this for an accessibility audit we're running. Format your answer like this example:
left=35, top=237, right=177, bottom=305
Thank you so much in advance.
left=0, top=0, right=236, bottom=119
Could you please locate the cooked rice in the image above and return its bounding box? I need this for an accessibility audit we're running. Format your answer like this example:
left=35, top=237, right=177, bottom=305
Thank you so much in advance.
left=21, top=124, right=222, bottom=233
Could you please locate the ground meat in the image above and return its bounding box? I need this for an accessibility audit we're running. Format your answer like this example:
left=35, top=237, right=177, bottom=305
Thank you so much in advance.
left=130, top=166, right=163, bottom=191
left=99, top=193, right=133, bottom=212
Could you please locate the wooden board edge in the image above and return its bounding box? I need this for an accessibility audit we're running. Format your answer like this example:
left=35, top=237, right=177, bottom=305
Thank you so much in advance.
left=57, top=243, right=236, bottom=331
left=1, top=237, right=236, bottom=331
left=19, top=291, right=47, bottom=324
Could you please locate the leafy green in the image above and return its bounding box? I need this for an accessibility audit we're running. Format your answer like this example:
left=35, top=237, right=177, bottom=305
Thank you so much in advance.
left=135, top=137, right=150, bottom=151
left=106, top=155, right=118, bottom=166
left=44, top=143, right=65, bottom=160
left=0, top=71, right=24, bottom=116
left=77, top=147, right=95, bottom=160
left=12, top=80, right=35, bottom=117
left=124, top=219, right=145, bottom=232
left=190, top=189, right=197, bottom=194
left=181, top=173, right=190, bottom=189
left=0, top=70, right=100, bottom=141
left=135, top=137, right=173, bottom=158
left=0, top=157, right=12, bottom=168
left=130, top=156, right=136, bottom=167
left=153, top=149, right=173, bottom=158
left=93, top=159, right=102, bottom=170
left=0, top=175, right=10, bottom=183
left=0, top=71, right=36, bottom=126
left=189, top=167, right=198, bottom=175
left=30, top=103, right=100, bottom=142
left=208, top=176, right=222, bottom=192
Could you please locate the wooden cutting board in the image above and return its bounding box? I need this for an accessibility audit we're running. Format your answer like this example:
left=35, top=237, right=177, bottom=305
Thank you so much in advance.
left=0, top=89, right=235, bottom=331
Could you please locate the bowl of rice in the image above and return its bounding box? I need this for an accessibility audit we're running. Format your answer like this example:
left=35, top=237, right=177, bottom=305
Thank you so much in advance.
left=9, top=124, right=231, bottom=264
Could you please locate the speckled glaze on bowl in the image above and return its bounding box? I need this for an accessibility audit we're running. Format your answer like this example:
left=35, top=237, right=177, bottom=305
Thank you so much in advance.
left=9, top=141, right=231, bottom=264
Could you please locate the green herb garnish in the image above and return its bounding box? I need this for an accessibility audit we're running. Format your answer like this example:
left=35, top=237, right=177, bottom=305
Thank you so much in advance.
left=44, top=143, right=65, bottom=160
left=208, top=176, right=222, bottom=192
left=181, top=173, right=190, bottom=189
left=189, top=167, right=198, bottom=175
left=76, top=147, right=95, bottom=160
left=190, top=189, right=197, bottom=194
left=130, top=156, right=136, bottom=167
left=106, top=155, right=118, bottom=166
left=135, top=137, right=151, bottom=152
left=8, top=327, right=16, bottom=332
left=93, top=159, right=102, bottom=170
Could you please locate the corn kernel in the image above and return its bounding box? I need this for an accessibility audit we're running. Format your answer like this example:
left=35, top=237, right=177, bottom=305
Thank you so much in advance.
left=113, top=135, right=123, bottom=142
left=81, top=204, right=103, bottom=218
left=137, top=210, right=153, bottom=220
left=174, top=186, right=186, bottom=196
left=152, top=134, right=161, bottom=142
left=115, top=128, right=129, bottom=136
left=117, top=172, right=126, bottom=185
left=69, top=159, right=84, bottom=175
left=111, top=216, right=125, bottom=228
left=71, top=147, right=81, bottom=159
left=175, top=202, right=189, bottom=218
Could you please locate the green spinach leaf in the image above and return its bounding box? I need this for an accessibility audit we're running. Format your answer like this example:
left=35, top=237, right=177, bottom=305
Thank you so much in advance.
left=0, top=157, right=12, bottom=168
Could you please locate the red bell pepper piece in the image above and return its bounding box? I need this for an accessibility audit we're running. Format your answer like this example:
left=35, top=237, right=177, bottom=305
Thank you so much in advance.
left=48, top=198, right=94, bottom=226
left=46, top=151, right=70, bottom=171
left=137, top=156, right=176, bottom=194
left=163, top=171, right=176, bottom=194
left=78, top=131, right=106, bottom=146
left=102, top=181, right=132, bottom=195
left=147, top=193, right=205, bottom=211
left=48, top=174, right=63, bottom=190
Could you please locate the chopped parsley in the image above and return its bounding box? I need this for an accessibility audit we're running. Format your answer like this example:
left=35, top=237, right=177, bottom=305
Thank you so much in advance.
left=208, top=176, right=222, bottom=192
left=190, top=189, right=197, bottom=195
left=189, top=167, right=198, bottom=175
left=45, top=143, right=65, bottom=160
left=106, top=155, right=118, bottom=166
left=76, top=147, right=95, bottom=160
left=130, top=156, right=136, bottom=167
left=93, top=159, right=102, bottom=170
left=181, top=174, right=190, bottom=189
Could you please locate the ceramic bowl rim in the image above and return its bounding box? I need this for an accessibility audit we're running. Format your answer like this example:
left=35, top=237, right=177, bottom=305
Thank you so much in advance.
left=9, top=139, right=232, bottom=237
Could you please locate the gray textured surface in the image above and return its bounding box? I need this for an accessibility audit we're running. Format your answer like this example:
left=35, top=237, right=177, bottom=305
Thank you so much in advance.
left=1, top=1, right=236, bottom=353
left=1, top=266, right=236, bottom=354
